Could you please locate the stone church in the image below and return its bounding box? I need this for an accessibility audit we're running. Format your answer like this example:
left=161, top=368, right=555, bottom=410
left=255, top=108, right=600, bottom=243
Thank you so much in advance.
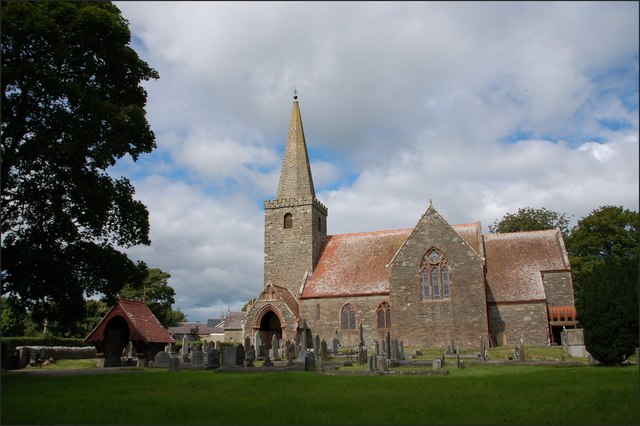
left=242, top=95, right=577, bottom=350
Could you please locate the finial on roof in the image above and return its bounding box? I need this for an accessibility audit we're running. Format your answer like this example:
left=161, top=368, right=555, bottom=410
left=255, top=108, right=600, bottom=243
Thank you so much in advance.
left=429, top=198, right=433, bottom=207
left=293, top=86, right=298, bottom=100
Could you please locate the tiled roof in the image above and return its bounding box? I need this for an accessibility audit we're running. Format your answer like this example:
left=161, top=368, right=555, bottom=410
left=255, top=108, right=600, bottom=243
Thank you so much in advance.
left=84, top=299, right=175, bottom=345
left=168, top=321, right=223, bottom=336
left=222, top=312, right=245, bottom=330
left=484, top=229, right=570, bottom=303
left=452, top=222, right=483, bottom=257
left=301, top=229, right=411, bottom=299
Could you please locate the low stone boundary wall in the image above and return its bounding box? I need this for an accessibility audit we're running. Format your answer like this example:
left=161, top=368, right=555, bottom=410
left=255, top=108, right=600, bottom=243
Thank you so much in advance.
left=14, top=346, right=97, bottom=369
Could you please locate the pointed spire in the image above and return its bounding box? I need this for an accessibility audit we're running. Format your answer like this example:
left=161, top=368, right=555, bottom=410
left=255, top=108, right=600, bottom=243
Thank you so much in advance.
left=277, top=93, right=315, bottom=199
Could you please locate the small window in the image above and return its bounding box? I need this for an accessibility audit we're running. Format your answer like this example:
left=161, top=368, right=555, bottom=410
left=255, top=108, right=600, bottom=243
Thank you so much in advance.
left=376, top=302, right=391, bottom=329
left=315, top=304, right=321, bottom=320
left=283, top=213, right=292, bottom=229
left=340, top=303, right=356, bottom=330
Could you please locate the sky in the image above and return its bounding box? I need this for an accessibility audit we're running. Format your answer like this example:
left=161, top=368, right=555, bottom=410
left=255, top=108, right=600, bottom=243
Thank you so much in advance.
left=111, top=1, right=639, bottom=323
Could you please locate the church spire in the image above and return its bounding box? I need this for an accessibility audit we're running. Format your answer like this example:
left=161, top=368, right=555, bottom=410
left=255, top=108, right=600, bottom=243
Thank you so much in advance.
left=276, top=93, right=315, bottom=199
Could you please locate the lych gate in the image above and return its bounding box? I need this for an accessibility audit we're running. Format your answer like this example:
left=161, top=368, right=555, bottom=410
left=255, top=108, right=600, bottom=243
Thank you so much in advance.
left=84, top=299, right=174, bottom=367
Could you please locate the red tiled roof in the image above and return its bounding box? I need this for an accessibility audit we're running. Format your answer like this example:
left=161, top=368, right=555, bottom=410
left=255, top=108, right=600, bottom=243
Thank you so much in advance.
left=452, top=222, right=483, bottom=256
left=301, top=229, right=411, bottom=299
left=84, top=299, right=175, bottom=345
left=484, top=229, right=570, bottom=303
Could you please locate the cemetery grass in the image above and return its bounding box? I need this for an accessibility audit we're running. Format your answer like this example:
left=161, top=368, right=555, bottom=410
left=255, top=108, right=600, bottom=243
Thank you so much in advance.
left=2, top=365, right=638, bottom=425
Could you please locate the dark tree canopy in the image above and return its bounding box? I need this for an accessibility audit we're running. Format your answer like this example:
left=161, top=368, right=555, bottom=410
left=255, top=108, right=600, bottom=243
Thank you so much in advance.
left=489, top=207, right=571, bottom=235
left=576, top=254, right=639, bottom=365
left=567, top=206, right=639, bottom=295
left=1, top=1, right=158, bottom=333
left=120, top=268, right=186, bottom=328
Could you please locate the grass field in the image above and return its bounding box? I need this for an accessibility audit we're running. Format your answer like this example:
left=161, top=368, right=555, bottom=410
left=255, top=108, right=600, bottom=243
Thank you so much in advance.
left=1, top=363, right=637, bottom=425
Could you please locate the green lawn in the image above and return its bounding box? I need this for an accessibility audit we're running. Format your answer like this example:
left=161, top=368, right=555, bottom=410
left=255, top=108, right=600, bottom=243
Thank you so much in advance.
left=1, top=364, right=637, bottom=425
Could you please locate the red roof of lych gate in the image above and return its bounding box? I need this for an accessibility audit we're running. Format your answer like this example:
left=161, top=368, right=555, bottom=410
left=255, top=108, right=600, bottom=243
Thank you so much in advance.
left=84, top=299, right=175, bottom=345
left=484, top=229, right=570, bottom=303
left=301, top=229, right=411, bottom=299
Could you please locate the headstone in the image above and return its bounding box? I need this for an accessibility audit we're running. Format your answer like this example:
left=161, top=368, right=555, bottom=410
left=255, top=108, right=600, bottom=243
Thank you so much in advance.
left=220, top=346, right=236, bottom=367
left=398, top=341, right=405, bottom=360
left=153, top=350, right=171, bottom=368
left=379, top=356, right=389, bottom=372
left=456, top=351, right=461, bottom=368
left=244, top=345, right=255, bottom=367
left=169, top=355, right=180, bottom=371
left=314, top=335, right=320, bottom=356
left=321, top=340, right=329, bottom=361
left=358, top=346, right=367, bottom=364
left=375, top=341, right=380, bottom=356
left=433, top=358, right=442, bottom=369
left=304, top=352, right=316, bottom=371
left=202, top=340, right=209, bottom=352
left=332, top=338, right=339, bottom=356
left=519, top=337, right=525, bottom=362
left=235, top=344, right=245, bottom=366
left=263, top=352, right=273, bottom=367
left=385, top=331, right=391, bottom=359
left=271, top=334, right=279, bottom=360
left=255, top=333, right=261, bottom=353
left=368, top=354, right=378, bottom=371
left=244, top=337, right=251, bottom=354
left=286, top=341, right=295, bottom=366
left=296, top=320, right=308, bottom=364
left=215, top=340, right=221, bottom=350
left=191, top=348, right=204, bottom=367
left=258, top=343, right=268, bottom=359
left=206, top=349, right=220, bottom=369
left=391, top=339, right=399, bottom=361
left=359, top=323, right=364, bottom=346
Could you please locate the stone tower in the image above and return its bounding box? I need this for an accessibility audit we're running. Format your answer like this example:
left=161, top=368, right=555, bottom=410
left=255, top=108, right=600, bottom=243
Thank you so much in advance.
left=263, top=95, right=328, bottom=295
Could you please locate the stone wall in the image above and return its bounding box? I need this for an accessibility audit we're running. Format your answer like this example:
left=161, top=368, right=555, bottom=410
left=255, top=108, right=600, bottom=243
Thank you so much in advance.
left=263, top=197, right=327, bottom=295
left=542, top=271, right=574, bottom=306
left=390, top=207, right=489, bottom=348
left=300, top=295, right=390, bottom=348
left=488, top=302, right=550, bottom=346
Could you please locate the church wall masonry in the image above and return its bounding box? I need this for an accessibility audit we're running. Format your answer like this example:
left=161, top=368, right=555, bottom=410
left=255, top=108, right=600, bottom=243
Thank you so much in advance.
left=390, top=207, right=489, bottom=348
left=299, top=294, right=390, bottom=348
left=488, top=302, right=550, bottom=346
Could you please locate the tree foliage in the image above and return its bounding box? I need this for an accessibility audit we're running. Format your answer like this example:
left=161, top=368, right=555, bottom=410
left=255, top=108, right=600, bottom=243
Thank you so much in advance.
left=489, top=207, right=571, bottom=235
left=120, top=268, right=186, bottom=328
left=1, top=1, right=158, bottom=333
left=576, top=254, right=639, bottom=365
left=566, top=206, right=639, bottom=295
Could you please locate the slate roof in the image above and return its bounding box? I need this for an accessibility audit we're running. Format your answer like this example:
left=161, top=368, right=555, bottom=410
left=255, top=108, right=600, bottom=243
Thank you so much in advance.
left=484, top=229, right=570, bottom=303
left=84, top=299, right=175, bottom=345
left=221, top=312, right=245, bottom=330
left=168, top=321, right=223, bottom=336
left=301, top=229, right=411, bottom=299
left=452, top=222, right=484, bottom=257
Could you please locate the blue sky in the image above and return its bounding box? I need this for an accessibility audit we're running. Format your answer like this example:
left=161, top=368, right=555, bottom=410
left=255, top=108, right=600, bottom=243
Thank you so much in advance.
left=113, top=1, right=639, bottom=323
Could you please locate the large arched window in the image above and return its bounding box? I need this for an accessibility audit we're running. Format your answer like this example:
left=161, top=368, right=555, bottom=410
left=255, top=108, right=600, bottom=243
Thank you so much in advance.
left=420, top=248, right=452, bottom=300
left=340, top=303, right=356, bottom=330
left=376, top=302, right=391, bottom=329
left=283, top=213, right=292, bottom=229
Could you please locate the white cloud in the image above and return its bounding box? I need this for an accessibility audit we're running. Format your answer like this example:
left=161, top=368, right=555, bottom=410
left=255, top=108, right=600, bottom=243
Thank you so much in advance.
left=113, top=1, right=639, bottom=322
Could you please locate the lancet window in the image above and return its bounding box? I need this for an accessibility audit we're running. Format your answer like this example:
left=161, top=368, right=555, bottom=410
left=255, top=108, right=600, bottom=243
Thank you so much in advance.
left=420, top=248, right=451, bottom=300
left=376, top=302, right=391, bottom=329
left=340, top=303, right=356, bottom=330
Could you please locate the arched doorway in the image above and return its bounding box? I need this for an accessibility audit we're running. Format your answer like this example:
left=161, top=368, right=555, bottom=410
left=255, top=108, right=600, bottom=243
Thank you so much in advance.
left=257, top=310, right=282, bottom=351
left=103, top=316, right=130, bottom=367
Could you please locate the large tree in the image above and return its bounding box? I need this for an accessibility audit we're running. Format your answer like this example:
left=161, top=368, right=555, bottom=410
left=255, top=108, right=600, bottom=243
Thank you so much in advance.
left=576, top=254, right=639, bottom=365
left=1, top=2, right=158, bottom=333
left=120, top=269, right=186, bottom=328
left=489, top=207, right=571, bottom=235
left=566, top=205, right=639, bottom=295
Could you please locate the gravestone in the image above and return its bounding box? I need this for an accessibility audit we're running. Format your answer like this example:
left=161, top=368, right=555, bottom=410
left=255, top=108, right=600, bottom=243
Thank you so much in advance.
left=391, top=339, right=399, bottom=361
left=255, top=333, right=261, bottom=354
left=304, top=352, right=316, bottom=371
left=296, top=320, right=308, bottom=364
left=271, top=334, right=279, bottom=360
left=221, top=346, right=237, bottom=367
left=332, top=338, right=339, bottom=356
left=244, top=337, right=251, bottom=354
left=245, top=345, right=255, bottom=367
left=235, top=344, right=245, bottom=366
left=263, top=352, right=273, bottom=367
left=385, top=331, right=391, bottom=359
left=375, top=341, right=380, bottom=356
left=286, top=341, right=295, bottom=366
left=368, top=354, right=378, bottom=371
left=321, top=340, right=329, bottom=361
left=358, top=346, right=367, bottom=364
left=379, top=356, right=389, bottom=372
left=433, top=358, right=442, bottom=369
left=153, top=350, right=171, bottom=368
left=191, top=348, right=204, bottom=368
left=258, top=343, right=268, bottom=359
left=398, top=341, right=406, bottom=360
left=314, top=335, right=320, bottom=356
left=169, top=355, right=180, bottom=371
left=206, top=348, right=220, bottom=369
left=359, top=323, right=364, bottom=346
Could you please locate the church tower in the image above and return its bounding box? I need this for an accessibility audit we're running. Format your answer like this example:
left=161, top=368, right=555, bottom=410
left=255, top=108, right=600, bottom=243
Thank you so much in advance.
left=263, top=94, right=328, bottom=295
